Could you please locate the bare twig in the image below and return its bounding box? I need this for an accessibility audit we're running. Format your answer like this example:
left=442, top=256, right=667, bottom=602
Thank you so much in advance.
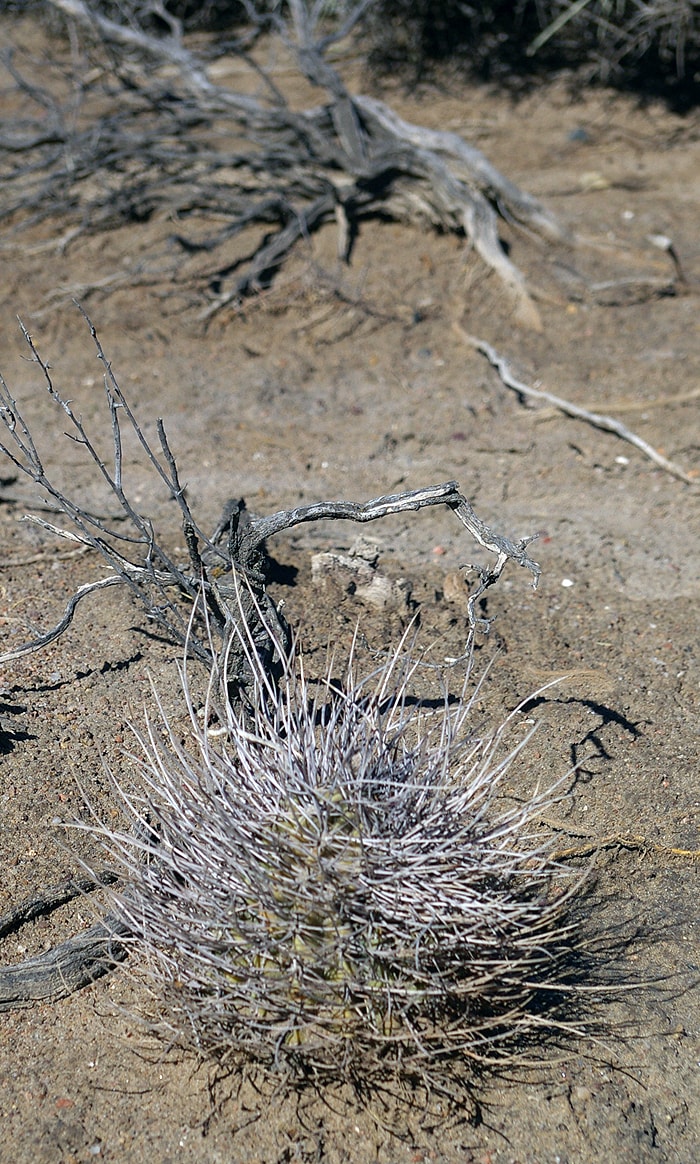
left=552, top=835, right=700, bottom=862
left=534, top=387, right=700, bottom=417
left=0, top=317, right=210, bottom=659
left=0, top=819, right=152, bottom=1010
left=0, top=575, right=123, bottom=664
left=1, top=313, right=540, bottom=677
left=455, top=325, right=695, bottom=486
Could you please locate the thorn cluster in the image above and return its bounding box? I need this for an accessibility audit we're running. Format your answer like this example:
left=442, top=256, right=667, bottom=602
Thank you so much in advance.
left=99, top=597, right=584, bottom=1088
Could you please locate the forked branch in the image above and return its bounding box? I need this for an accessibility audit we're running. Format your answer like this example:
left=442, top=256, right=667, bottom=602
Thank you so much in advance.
left=0, top=312, right=540, bottom=682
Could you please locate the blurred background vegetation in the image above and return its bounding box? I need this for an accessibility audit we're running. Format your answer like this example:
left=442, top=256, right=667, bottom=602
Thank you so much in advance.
left=2, top=1, right=697, bottom=103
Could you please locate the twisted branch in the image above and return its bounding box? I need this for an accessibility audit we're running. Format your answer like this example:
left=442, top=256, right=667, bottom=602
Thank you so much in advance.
left=0, top=1, right=572, bottom=326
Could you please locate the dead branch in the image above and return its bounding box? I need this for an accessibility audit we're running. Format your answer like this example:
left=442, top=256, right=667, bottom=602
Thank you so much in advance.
left=0, top=909, right=129, bottom=1009
left=455, top=326, right=695, bottom=486
left=0, top=575, right=124, bottom=664
left=0, top=1, right=575, bottom=327
left=0, top=311, right=540, bottom=684
left=533, top=387, right=700, bottom=417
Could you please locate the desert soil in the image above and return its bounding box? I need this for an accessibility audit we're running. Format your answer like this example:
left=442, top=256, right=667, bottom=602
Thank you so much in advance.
left=0, top=20, right=698, bottom=1164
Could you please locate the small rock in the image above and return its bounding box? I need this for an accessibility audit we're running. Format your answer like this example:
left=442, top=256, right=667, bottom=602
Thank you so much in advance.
left=311, top=547, right=411, bottom=611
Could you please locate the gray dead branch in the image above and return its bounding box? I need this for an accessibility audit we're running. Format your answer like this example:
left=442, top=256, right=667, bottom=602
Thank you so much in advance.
left=0, top=0, right=574, bottom=328
left=0, top=912, right=130, bottom=1009
left=0, top=310, right=541, bottom=685
left=0, top=866, right=130, bottom=1010
left=456, top=326, right=696, bottom=487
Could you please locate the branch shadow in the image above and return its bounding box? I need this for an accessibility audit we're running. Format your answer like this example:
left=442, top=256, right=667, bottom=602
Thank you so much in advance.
left=518, top=694, right=647, bottom=785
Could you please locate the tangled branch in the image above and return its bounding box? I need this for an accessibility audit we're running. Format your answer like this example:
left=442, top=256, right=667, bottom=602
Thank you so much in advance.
left=0, top=309, right=540, bottom=691
left=0, top=0, right=573, bottom=328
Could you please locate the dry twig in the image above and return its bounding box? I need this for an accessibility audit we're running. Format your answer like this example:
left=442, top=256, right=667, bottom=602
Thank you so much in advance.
left=0, top=310, right=541, bottom=683
left=552, top=835, right=700, bottom=862
left=455, top=326, right=695, bottom=486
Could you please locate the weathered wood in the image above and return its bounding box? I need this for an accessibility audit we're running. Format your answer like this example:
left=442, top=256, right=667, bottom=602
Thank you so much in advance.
left=0, top=912, right=129, bottom=1010
left=0, top=2, right=572, bottom=327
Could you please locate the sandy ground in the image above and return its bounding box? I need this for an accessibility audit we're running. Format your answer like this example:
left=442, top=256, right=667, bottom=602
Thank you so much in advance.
left=0, top=20, right=699, bottom=1163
